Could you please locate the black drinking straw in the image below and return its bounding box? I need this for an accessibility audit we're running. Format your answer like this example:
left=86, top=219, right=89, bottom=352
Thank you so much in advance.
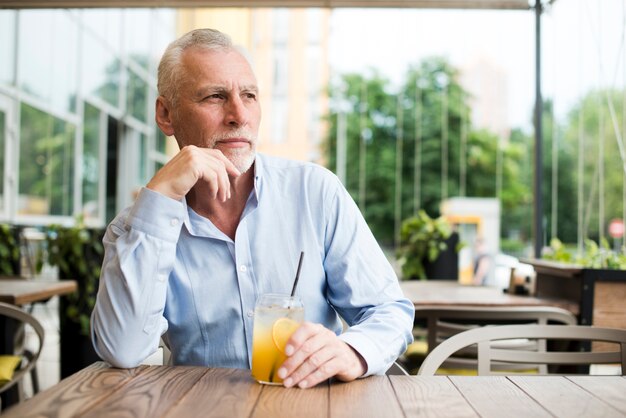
left=290, top=251, right=304, bottom=297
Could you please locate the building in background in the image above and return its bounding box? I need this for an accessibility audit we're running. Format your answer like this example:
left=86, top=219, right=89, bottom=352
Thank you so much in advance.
left=0, top=7, right=330, bottom=228
left=0, top=9, right=176, bottom=226
left=459, top=55, right=510, bottom=140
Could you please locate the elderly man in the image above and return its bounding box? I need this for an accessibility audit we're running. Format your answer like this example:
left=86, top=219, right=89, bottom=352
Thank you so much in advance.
left=91, top=28, right=414, bottom=389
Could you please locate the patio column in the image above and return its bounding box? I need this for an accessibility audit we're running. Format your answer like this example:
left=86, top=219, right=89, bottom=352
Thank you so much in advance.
left=533, top=0, right=544, bottom=258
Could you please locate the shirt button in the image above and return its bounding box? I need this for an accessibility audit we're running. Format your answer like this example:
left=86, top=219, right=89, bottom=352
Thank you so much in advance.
left=247, top=310, right=254, bottom=318
left=170, top=218, right=179, bottom=227
left=239, top=265, right=247, bottom=272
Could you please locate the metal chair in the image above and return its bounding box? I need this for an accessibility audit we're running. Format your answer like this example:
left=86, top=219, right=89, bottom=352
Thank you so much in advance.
left=406, top=305, right=577, bottom=373
left=417, top=324, right=626, bottom=376
left=0, top=302, right=45, bottom=410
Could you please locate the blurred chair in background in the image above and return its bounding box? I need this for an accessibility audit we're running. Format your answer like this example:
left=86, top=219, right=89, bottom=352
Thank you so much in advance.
left=0, top=302, right=44, bottom=411
left=417, top=324, right=626, bottom=376
left=402, top=305, right=577, bottom=374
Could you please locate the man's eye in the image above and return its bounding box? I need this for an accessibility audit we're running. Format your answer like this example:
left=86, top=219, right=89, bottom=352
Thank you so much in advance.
left=244, top=93, right=257, bottom=100
left=205, top=94, right=223, bottom=100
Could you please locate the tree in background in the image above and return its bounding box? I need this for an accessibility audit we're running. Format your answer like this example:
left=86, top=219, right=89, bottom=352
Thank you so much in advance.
left=558, top=89, right=626, bottom=245
left=323, top=57, right=526, bottom=247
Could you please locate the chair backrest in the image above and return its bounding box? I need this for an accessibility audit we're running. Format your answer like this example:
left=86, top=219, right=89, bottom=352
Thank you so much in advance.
left=417, top=324, right=626, bottom=376
left=0, top=302, right=45, bottom=395
left=413, top=305, right=577, bottom=373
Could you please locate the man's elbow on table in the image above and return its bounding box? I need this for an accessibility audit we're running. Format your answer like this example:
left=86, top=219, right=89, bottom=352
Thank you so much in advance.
left=91, top=313, right=160, bottom=369
left=91, top=330, right=153, bottom=369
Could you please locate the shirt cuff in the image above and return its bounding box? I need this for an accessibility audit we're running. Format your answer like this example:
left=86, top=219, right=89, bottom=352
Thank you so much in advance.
left=339, top=331, right=384, bottom=377
left=126, top=187, right=186, bottom=242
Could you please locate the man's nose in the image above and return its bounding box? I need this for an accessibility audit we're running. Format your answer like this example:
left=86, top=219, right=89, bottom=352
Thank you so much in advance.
left=225, top=95, right=248, bottom=126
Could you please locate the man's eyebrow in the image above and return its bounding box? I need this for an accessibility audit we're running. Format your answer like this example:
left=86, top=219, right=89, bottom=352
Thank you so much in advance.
left=241, top=84, right=259, bottom=93
left=194, top=85, right=226, bottom=97
left=195, top=85, right=258, bottom=98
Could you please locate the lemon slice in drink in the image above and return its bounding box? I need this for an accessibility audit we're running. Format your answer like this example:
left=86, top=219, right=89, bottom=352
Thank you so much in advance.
left=272, top=318, right=300, bottom=353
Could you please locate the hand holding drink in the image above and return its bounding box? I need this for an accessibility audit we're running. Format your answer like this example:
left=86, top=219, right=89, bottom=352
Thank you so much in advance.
left=251, top=294, right=304, bottom=384
left=251, top=252, right=305, bottom=385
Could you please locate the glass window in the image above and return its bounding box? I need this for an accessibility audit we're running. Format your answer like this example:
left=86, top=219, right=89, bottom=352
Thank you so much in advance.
left=152, top=10, right=176, bottom=71
left=82, top=32, right=121, bottom=109
left=82, top=9, right=122, bottom=52
left=156, top=128, right=168, bottom=154
left=82, top=103, right=101, bottom=222
left=273, top=9, right=289, bottom=44
left=139, top=133, right=147, bottom=184
left=272, top=45, right=289, bottom=144
left=273, top=50, right=289, bottom=96
left=18, top=103, right=75, bottom=216
left=307, top=45, right=321, bottom=97
left=307, top=9, right=322, bottom=43
left=18, top=10, right=78, bottom=113
left=271, top=98, right=288, bottom=144
left=124, top=10, right=151, bottom=71
left=0, top=11, right=16, bottom=86
left=127, top=69, right=148, bottom=122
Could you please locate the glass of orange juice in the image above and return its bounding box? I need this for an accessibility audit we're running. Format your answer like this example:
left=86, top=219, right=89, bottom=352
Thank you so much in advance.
left=251, top=293, right=304, bottom=385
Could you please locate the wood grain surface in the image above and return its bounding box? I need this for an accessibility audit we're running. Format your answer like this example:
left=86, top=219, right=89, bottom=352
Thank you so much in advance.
left=509, top=375, right=625, bottom=418
left=2, top=362, right=623, bottom=418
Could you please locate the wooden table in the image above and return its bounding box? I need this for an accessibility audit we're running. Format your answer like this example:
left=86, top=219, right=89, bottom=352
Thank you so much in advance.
left=3, top=362, right=625, bottom=417
left=400, top=280, right=579, bottom=315
left=0, top=277, right=77, bottom=305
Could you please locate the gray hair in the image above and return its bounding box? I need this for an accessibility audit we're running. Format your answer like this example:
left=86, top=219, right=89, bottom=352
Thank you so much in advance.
left=157, top=28, right=234, bottom=107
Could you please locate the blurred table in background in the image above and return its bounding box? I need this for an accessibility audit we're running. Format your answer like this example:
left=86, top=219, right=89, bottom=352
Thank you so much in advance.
left=0, top=277, right=77, bottom=306
left=399, top=280, right=579, bottom=315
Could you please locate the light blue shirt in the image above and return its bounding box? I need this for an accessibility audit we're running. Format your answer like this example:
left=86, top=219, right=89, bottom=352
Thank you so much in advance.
left=91, top=154, right=414, bottom=375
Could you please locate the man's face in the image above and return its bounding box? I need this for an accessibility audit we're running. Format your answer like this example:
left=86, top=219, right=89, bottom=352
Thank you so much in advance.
left=168, top=46, right=261, bottom=173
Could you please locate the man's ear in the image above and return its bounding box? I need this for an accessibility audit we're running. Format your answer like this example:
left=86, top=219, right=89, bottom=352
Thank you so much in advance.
left=155, top=96, right=175, bottom=136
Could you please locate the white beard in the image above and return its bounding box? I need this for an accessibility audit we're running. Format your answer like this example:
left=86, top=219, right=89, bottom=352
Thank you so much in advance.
left=225, top=145, right=256, bottom=173
left=209, top=128, right=257, bottom=173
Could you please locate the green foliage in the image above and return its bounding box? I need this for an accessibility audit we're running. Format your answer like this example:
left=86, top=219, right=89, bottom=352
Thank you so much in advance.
left=323, top=58, right=527, bottom=245
left=46, top=219, right=104, bottom=336
left=548, top=90, right=626, bottom=243
left=542, top=237, right=626, bottom=269
left=0, top=224, right=20, bottom=275
left=19, top=103, right=76, bottom=216
left=396, top=210, right=453, bottom=280
left=542, top=237, right=573, bottom=263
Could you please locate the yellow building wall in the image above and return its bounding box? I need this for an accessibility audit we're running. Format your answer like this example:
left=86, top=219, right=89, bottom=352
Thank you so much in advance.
left=176, top=9, right=252, bottom=47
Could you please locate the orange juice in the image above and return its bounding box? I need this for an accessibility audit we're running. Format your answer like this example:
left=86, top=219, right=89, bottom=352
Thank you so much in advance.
left=251, top=294, right=304, bottom=384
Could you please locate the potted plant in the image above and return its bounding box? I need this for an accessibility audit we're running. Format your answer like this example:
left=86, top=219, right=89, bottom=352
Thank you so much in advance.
left=45, top=218, right=105, bottom=377
left=522, top=237, right=626, bottom=334
left=0, top=224, right=21, bottom=276
left=396, top=210, right=460, bottom=280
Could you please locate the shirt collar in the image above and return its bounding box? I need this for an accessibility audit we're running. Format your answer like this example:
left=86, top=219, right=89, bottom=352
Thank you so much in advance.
left=181, top=153, right=266, bottom=238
